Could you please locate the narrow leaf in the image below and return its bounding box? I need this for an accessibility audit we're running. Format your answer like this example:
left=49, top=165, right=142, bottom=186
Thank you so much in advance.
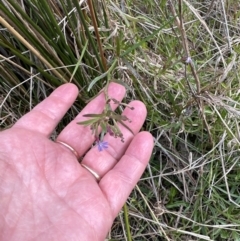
left=87, top=58, right=117, bottom=92
left=83, top=113, right=105, bottom=118
left=87, top=71, right=108, bottom=92
left=77, top=119, right=98, bottom=125
left=70, top=40, right=88, bottom=82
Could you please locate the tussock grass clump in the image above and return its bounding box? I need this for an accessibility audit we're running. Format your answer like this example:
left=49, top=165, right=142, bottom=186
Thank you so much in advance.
left=1, top=0, right=240, bottom=240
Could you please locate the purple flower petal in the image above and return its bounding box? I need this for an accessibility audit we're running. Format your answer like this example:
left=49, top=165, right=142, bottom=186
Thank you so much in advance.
left=97, top=141, right=108, bottom=152
left=185, top=56, right=192, bottom=64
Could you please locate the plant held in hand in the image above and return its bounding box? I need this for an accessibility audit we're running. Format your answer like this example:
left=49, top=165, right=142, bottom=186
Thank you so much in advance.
left=77, top=95, right=134, bottom=151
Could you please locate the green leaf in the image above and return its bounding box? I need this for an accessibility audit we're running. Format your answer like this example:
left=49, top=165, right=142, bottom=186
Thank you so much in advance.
left=70, top=40, right=88, bottom=82
left=100, top=122, right=107, bottom=133
left=83, top=113, right=105, bottom=118
left=87, top=58, right=117, bottom=92
left=87, top=71, right=108, bottom=92
left=77, top=119, right=98, bottom=126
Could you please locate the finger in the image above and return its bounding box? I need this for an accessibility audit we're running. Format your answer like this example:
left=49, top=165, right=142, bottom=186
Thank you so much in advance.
left=99, top=131, right=154, bottom=217
left=80, top=100, right=147, bottom=177
left=13, top=83, right=79, bottom=136
left=56, top=82, right=126, bottom=157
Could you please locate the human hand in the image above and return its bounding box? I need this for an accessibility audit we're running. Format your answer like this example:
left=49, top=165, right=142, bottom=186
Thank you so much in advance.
left=0, top=83, right=153, bottom=241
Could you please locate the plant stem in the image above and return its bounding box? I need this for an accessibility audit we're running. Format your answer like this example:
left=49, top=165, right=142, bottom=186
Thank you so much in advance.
left=123, top=203, right=132, bottom=241
left=87, top=0, right=107, bottom=71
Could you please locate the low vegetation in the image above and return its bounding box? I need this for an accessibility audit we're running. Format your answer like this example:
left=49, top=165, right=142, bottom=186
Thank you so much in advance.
left=1, top=0, right=240, bottom=240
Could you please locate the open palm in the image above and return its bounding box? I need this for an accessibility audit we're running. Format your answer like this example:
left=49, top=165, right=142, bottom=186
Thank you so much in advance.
left=0, top=83, right=153, bottom=241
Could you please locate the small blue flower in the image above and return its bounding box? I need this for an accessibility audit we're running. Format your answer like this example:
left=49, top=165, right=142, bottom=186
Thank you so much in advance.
left=185, top=56, right=192, bottom=64
left=97, top=141, right=108, bottom=152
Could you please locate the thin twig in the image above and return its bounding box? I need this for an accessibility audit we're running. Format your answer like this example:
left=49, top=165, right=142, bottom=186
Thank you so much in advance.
left=169, top=0, right=213, bottom=146
left=219, top=0, right=232, bottom=52
left=87, top=0, right=107, bottom=71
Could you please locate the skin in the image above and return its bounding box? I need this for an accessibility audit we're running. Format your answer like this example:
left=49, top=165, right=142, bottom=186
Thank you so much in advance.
left=0, top=83, right=153, bottom=241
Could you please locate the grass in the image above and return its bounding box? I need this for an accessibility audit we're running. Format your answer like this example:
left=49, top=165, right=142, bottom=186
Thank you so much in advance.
left=1, top=0, right=240, bottom=240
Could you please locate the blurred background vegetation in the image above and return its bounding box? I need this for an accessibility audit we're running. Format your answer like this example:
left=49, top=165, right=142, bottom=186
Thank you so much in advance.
left=1, top=0, right=240, bottom=240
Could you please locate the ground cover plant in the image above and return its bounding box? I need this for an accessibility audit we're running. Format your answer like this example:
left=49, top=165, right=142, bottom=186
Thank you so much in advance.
left=1, top=0, right=240, bottom=240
